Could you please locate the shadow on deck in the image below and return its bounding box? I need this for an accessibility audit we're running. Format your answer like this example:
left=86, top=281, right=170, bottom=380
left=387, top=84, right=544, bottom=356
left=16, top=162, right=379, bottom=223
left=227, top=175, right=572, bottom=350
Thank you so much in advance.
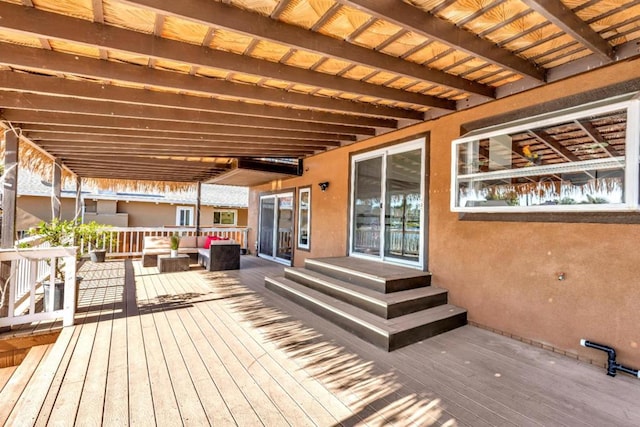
left=0, top=256, right=638, bottom=426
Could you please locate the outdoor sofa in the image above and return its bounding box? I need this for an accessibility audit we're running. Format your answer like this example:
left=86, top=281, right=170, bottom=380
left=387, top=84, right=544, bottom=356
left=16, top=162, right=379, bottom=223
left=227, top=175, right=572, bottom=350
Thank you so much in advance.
left=142, top=235, right=240, bottom=271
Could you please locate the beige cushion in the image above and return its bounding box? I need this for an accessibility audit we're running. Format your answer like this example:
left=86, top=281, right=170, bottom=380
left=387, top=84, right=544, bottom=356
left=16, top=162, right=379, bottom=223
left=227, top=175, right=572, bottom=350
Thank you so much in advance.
left=210, top=239, right=236, bottom=245
left=179, top=236, right=197, bottom=248
left=144, top=236, right=171, bottom=250
left=196, top=236, right=209, bottom=248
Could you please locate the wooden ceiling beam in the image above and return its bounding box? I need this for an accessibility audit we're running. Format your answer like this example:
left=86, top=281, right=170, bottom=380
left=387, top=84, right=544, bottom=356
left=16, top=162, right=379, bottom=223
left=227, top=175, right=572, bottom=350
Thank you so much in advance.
left=119, top=0, right=493, bottom=98
left=0, top=2, right=454, bottom=110
left=27, top=133, right=332, bottom=150
left=0, top=71, right=398, bottom=129
left=37, top=142, right=316, bottom=154
left=59, top=158, right=227, bottom=170
left=24, top=130, right=338, bottom=148
left=0, top=43, right=423, bottom=121
left=67, top=167, right=215, bottom=181
left=1, top=110, right=357, bottom=142
left=36, top=143, right=317, bottom=156
left=335, top=0, right=545, bottom=81
left=0, top=92, right=376, bottom=136
left=520, top=0, right=614, bottom=62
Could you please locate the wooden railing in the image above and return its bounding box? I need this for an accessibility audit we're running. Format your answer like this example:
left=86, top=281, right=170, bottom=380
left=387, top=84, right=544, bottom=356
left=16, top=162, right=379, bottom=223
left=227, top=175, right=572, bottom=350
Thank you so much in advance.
left=78, top=226, right=250, bottom=258
left=0, top=245, right=77, bottom=328
left=354, top=229, right=420, bottom=257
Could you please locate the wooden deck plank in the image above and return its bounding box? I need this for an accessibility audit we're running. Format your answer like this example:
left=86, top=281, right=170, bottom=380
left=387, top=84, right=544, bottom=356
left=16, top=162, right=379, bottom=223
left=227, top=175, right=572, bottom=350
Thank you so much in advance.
left=175, top=302, right=264, bottom=425
left=75, top=272, right=121, bottom=425
left=432, top=327, right=640, bottom=426
left=160, top=301, right=237, bottom=424
left=172, top=271, right=332, bottom=426
left=188, top=303, right=290, bottom=425
left=123, top=261, right=156, bottom=427
left=0, top=365, right=17, bottom=392
left=143, top=272, right=211, bottom=425
left=102, top=260, right=130, bottom=426
left=226, top=258, right=453, bottom=426
left=5, top=328, right=75, bottom=427
left=0, top=344, right=50, bottom=425
left=3, top=258, right=640, bottom=427
left=184, top=273, right=350, bottom=426
left=236, top=259, right=507, bottom=426
left=134, top=270, right=182, bottom=425
left=203, top=264, right=450, bottom=427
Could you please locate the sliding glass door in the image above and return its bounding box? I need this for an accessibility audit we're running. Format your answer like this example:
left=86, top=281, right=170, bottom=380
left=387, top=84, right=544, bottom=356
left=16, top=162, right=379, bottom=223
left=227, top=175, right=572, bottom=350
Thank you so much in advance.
left=350, top=139, right=425, bottom=267
left=258, top=192, right=293, bottom=265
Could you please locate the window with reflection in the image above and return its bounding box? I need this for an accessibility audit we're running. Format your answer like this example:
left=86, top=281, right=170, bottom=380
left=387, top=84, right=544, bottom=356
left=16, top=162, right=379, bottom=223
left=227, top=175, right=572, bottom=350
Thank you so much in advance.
left=451, top=93, right=640, bottom=212
left=297, top=187, right=310, bottom=250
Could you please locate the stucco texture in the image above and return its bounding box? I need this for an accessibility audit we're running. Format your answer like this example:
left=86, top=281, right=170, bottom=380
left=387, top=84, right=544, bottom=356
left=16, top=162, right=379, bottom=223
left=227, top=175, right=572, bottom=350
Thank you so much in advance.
left=250, top=58, right=640, bottom=367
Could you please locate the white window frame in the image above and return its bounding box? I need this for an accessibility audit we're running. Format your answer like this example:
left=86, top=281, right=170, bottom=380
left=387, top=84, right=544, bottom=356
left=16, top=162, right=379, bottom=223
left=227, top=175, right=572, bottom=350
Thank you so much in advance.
left=451, top=92, right=640, bottom=213
left=297, top=187, right=311, bottom=250
left=176, top=206, right=194, bottom=226
left=349, top=138, right=425, bottom=268
left=213, top=209, right=237, bottom=226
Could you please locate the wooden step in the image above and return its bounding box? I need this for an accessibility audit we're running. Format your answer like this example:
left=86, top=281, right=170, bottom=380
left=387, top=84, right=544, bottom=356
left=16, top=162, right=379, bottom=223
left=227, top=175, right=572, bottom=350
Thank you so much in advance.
left=0, top=330, right=60, bottom=369
left=304, top=257, right=431, bottom=293
left=284, top=267, right=448, bottom=319
left=265, top=276, right=467, bottom=351
left=0, top=344, right=50, bottom=424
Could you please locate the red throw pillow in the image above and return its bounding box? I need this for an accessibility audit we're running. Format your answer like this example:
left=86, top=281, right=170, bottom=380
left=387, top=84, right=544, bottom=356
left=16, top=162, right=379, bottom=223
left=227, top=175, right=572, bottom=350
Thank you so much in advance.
left=203, top=236, right=214, bottom=249
left=212, top=236, right=221, bottom=240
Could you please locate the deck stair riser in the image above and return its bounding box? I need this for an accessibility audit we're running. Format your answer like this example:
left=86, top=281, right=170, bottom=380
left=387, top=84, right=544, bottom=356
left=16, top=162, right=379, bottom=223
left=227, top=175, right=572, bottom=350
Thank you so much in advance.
left=304, top=258, right=430, bottom=293
left=284, top=267, right=448, bottom=319
left=265, top=276, right=467, bottom=351
left=265, top=257, right=467, bottom=351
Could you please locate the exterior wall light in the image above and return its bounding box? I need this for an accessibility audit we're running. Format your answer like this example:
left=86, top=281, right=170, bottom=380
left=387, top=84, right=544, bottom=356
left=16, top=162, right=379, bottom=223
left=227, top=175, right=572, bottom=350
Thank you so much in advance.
left=318, top=181, right=329, bottom=192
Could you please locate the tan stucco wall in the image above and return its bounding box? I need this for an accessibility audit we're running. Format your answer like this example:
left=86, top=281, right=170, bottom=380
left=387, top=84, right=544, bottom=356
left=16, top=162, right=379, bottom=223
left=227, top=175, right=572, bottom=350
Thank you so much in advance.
left=16, top=196, right=77, bottom=231
left=116, top=201, right=248, bottom=227
left=249, top=58, right=640, bottom=366
left=17, top=196, right=248, bottom=229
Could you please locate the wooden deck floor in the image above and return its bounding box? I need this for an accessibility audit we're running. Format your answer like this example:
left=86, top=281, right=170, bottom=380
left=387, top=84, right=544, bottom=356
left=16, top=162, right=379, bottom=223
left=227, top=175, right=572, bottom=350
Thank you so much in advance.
left=0, top=256, right=639, bottom=426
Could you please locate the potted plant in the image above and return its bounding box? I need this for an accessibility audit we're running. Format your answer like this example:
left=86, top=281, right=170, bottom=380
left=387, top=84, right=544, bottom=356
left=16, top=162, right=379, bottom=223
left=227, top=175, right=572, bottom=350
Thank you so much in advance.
left=29, top=219, right=78, bottom=311
left=170, top=234, right=180, bottom=258
left=78, top=221, right=110, bottom=263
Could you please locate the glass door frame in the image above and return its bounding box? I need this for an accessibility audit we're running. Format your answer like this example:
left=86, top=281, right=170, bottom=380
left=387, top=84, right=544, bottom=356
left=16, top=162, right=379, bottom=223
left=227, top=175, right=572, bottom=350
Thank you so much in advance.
left=349, top=138, right=426, bottom=269
left=258, top=191, right=294, bottom=266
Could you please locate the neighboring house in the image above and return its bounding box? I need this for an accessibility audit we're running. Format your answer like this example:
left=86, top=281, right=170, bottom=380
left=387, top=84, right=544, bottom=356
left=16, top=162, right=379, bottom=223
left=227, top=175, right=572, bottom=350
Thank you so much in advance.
left=16, top=169, right=248, bottom=232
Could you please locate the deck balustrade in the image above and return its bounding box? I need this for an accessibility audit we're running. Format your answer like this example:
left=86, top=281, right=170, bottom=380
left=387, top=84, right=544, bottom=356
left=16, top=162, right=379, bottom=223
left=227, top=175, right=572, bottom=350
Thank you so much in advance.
left=77, top=226, right=249, bottom=258
left=0, top=242, right=77, bottom=329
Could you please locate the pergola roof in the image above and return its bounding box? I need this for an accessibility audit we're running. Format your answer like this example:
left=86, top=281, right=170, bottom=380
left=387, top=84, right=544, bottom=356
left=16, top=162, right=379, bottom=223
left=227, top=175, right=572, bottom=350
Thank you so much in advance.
left=0, top=0, right=638, bottom=186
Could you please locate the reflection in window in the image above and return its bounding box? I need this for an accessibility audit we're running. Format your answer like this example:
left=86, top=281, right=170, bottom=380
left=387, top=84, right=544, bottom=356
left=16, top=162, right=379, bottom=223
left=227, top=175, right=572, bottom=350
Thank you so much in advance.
left=213, top=209, right=237, bottom=225
left=452, top=93, right=639, bottom=212
left=297, top=188, right=310, bottom=249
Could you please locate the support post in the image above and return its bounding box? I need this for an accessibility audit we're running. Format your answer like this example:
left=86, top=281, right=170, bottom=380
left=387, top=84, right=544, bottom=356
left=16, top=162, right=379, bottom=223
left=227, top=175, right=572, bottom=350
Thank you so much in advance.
left=195, top=181, right=201, bottom=236
left=75, top=175, right=82, bottom=223
left=51, top=158, right=62, bottom=220
left=1, top=130, right=18, bottom=248
left=1, top=129, right=18, bottom=329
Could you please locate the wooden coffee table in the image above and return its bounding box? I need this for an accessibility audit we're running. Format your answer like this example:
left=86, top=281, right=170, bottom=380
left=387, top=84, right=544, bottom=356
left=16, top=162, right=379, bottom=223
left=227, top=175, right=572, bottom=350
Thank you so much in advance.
left=157, top=254, right=190, bottom=273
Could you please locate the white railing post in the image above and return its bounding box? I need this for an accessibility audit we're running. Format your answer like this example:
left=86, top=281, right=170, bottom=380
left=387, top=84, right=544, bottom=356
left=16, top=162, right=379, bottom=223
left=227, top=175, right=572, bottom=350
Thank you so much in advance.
left=0, top=245, right=78, bottom=329
left=63, top=254, right=76, bottom=327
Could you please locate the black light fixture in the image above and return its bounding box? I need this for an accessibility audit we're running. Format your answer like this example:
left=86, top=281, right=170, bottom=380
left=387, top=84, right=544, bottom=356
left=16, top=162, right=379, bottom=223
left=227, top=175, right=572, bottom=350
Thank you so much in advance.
left=318, top=181, right=329, bottom=192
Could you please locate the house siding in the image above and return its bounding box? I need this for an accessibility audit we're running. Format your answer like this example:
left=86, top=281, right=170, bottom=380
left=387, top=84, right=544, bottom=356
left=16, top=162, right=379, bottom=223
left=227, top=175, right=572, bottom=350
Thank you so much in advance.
left=249, top=57, right=640, bottom=366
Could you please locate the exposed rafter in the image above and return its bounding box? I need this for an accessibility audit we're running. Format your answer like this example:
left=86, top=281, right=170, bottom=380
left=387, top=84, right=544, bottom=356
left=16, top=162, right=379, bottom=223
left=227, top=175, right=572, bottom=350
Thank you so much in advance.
left=0, top=92, right=376, bottom=136
left=0, top=71, right=397, bottom=129
left=119, top=0, right=494, bottom=98
left=520, top=0, right=614, bottom=62
left=1, top=110, right=358, bottom=142
left=335, top=0, right=545, bottom=81
left=0, top=2, right=454, bottom=111
left=0, top=43, right=425, bottom=121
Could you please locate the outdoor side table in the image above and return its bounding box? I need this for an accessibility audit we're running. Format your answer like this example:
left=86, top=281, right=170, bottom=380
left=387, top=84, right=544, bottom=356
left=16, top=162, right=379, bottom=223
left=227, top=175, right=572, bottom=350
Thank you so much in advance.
left=157, top=254, right=190, bottom=273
